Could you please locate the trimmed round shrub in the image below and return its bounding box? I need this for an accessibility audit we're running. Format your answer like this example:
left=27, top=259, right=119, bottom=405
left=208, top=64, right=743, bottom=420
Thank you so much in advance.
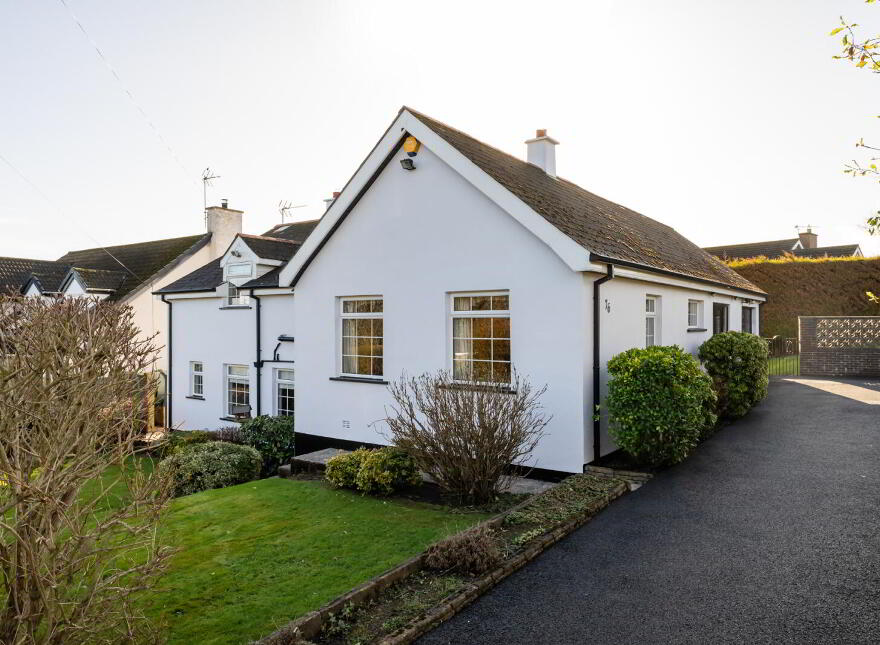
left=606, top=346, right=717, bottom=467
left=424, top=526, right=501, bottom=574
left=325, top=448, right=370, bottom=489
left=238, top=415, right=295, bottom=476
left=698, top=331, right=770, bottom=419
left=161, top=430, right=213, bottom=457
left=355, top=447, right=421, bottom=496
left=159, top=441, right=262, bottom=497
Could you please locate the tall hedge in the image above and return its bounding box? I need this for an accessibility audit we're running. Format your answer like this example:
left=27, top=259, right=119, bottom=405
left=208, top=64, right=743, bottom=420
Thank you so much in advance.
left=698, top=331, right=769, bottom=418
left=728, top=256, right=880, bottom=337
left=606, top=346, right=717, bottom=467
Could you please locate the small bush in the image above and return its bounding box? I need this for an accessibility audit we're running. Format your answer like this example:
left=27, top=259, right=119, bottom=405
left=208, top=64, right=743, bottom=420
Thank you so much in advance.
left=325, top=448, right=370, bottom=489
left=160, top=429, right=213, bottom=456
left=214, top=426, right=247, bottom=444
left=238, top=415, right=295, bottom=476
left=423, top=526, right=501, bottom=574
left=698, top=331, right=770, bottom=418
left=605, top=346, right=717, bottom=467
left=355, top=447, right=421, bottom=496
left=159, top=441, right=262, bottom=497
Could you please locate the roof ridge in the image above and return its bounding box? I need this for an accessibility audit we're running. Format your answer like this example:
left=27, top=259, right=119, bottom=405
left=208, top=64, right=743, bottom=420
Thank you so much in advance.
left=239, top=234, right=299, bottom=244
left=61, top=232, right=208, bottom=256
left=704, top=238, right=799, bottom=250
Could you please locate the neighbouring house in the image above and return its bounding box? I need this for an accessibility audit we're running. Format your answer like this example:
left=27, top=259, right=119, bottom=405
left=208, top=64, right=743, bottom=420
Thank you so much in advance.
left=0, top=203, right=244, bottom=426
left=157, top=107, right=766, bottom=473
left=703, top=228, right=863, bottom=261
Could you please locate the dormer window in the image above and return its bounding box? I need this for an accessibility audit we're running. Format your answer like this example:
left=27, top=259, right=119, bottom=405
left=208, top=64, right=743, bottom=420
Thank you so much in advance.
left=227, top=263, right=252, bottom=278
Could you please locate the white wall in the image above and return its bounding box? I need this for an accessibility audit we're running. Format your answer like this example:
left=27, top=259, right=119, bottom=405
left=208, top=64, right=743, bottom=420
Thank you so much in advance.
left=170, top=292, right=295, bottom=429
left=591, top=273, right=760, bottom=457
left=294, top=144, right=589, bottom=472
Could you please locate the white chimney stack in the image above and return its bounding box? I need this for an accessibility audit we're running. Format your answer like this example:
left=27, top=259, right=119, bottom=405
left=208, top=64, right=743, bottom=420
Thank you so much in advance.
left=525, top=129, right=559, bottom=178
left=206, top=202, right=243, bottom=259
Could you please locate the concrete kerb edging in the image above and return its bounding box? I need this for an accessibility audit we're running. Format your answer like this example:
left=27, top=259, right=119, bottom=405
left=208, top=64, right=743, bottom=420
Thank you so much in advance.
left=378, top=481, right=628, bottom=645
left=256, top=479, right=628, bottom=644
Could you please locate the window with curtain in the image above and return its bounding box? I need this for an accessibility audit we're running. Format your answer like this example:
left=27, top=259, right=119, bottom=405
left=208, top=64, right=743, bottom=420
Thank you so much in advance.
left=340, top=297, right=383, bottom=377
left=451, top=293, right=511, bottom=384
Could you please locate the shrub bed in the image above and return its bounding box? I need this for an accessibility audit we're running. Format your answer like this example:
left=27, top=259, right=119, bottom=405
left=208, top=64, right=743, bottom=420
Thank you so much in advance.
left=238, top=415, right=296, bottom=476
left=325, top=447, right=420, bottom=496
left=298, top=474, right=625, bottom=645
left=159, top=441, right=262, bottom=497
left=698, top=331, right=769, bottom=418
left=605, top=345, right=717, bottom=467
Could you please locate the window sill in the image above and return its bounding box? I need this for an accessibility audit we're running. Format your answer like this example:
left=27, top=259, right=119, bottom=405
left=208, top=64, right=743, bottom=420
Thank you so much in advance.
left=329, top=376, right=389, bottom=385
left=185, top=395, right=205, bottom=400
left=220, top=305, right=252, bottom=310
left=441, top=383, right=517, bottom=394
left=686, top=328, right=708, bottom=333
left=219, top=416, right=248, bottom=423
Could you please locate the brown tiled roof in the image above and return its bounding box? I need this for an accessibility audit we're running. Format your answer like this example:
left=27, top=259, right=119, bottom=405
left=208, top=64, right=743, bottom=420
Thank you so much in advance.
left=261, top=220, right=320, bottom=243
left=58, top=234, right=210, bottom=300
left=407, top=108, right=763, bottom=294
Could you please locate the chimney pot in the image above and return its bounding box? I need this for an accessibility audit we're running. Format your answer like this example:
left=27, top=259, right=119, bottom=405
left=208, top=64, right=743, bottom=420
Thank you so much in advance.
left=221, top=198, right=228, bottom=208
left=332, top=191, right=341, bottom=199
left=536, top=129, right=547, bottom=137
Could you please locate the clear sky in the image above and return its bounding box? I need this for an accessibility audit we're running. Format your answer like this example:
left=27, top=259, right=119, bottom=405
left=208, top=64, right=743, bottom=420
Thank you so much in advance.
left=2, top=0, right=879, bottom=259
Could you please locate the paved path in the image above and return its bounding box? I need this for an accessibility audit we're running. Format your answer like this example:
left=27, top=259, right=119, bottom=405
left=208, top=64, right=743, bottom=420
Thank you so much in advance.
left=421, top=378, right=880, bottom=644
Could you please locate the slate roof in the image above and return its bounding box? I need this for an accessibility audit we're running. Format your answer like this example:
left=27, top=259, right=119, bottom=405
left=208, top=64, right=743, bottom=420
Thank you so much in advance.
left=73, top=267, right=128, bottom=291
left=156, top=258, right=223, bottom=294
left=239, top=235, right=299, bottom=261
left=704, top=240, right=861, bottom=260
left=261, top=220, right=320, bottom=243
left=407, top=108, right=763, bottom=295
left=0, top=257, right=70, bottom=294
left=156, top=236, right=305, bottom=293
left=58, top=234, right=210, bottom=301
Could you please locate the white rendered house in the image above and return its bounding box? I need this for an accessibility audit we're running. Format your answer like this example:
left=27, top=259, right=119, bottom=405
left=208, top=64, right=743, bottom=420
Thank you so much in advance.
left=157, top=108, right=766, bottom=473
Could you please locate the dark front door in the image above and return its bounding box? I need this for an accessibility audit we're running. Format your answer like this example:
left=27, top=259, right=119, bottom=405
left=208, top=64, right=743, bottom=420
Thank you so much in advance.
left=713, top=303, right=729, bottom=335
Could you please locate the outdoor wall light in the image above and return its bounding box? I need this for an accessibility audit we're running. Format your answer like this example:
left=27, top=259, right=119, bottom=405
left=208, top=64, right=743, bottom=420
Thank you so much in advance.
left=400, top=158, right=416, bottom=171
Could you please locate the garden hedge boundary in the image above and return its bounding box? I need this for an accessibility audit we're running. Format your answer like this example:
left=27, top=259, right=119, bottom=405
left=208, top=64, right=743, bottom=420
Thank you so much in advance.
left=727, top=255, right=880, bottom=338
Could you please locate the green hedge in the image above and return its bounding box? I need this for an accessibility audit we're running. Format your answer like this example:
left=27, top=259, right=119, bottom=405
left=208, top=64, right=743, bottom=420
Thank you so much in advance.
left=728, top=255, right=880, bottom=337
left=238, top=415, right=295, bottom=476
left=698, top=331, right=769, bottom=418
left=159, top=441, right=262, bottom=497
left=605, top=346, right=717, bottom=467
left=326, top=447, right=420, bottom=496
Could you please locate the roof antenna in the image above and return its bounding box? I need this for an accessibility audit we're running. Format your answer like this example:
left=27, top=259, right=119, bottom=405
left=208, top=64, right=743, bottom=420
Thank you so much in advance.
left=202, top=167, right=220, bottom=228
left=278, top=200, right=307, bottom=223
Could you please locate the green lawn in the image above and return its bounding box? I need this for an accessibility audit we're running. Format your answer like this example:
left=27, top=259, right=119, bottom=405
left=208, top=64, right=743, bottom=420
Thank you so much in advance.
left=135, top=475, right=485, bottom=645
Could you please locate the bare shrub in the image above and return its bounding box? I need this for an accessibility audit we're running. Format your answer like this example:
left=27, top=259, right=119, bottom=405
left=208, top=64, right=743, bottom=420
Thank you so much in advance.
left=423, top=525, right=501, bottom=574
left=384, top=369, right=549, bottom=504
left=0, top=295, right=174, bottom=644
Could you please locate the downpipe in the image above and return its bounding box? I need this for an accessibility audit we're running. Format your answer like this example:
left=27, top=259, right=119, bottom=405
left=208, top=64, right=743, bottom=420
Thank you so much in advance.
left=592, top=263, right=614, bottom=463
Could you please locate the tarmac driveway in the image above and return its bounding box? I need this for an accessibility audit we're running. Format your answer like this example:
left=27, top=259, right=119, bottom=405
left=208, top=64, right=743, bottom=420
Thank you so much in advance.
left=420, top=378, right=880, bottom=644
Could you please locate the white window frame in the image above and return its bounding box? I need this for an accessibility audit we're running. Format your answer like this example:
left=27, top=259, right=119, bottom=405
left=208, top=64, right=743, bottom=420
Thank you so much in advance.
left=741, top=306, right=755, bottom=334
left=224, top=364, right=250, bottom=418
left=189, top=361, right=204, bottom=397
left=224, top=283, right=250, bottom=307
left=226, top=262, right=253, bottom=278
left=645, top=296, right=660, bottom=347
left=449, top=291, right=511, bottom=385
left=338, top=296, right=384, bottom=379
left=275, top=368, right=295, bottom=417
left=687, top=299, right=704, bottom=329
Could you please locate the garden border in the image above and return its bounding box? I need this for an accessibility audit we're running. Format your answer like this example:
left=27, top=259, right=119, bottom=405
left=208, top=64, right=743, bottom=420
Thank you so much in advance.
left=255, top=479, right=628, bottom=644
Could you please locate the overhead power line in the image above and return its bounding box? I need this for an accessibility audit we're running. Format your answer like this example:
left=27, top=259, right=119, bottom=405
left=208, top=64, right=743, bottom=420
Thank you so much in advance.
left=0, top=150, right=140, bottom=280
left=57, top=0, right=195, bottom=187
